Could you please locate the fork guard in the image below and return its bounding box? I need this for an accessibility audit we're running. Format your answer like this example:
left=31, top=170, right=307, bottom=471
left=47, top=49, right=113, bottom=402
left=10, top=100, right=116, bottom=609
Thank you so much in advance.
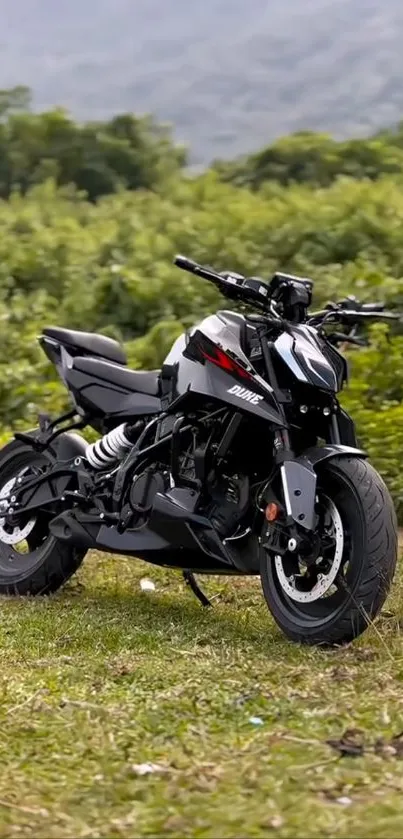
left=281, top=445, right=367, bottom=531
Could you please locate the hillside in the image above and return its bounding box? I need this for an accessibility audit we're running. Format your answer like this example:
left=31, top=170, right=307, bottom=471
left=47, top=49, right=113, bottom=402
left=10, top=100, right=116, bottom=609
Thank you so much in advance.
left=1, top=0, right=403, bottom=163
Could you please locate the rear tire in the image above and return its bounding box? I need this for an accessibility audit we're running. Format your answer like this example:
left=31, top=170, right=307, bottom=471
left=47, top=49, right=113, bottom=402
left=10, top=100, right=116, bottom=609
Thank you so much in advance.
left=260, top=457, right=398, bottom=646
left=0, top=438, right=85, bottom=596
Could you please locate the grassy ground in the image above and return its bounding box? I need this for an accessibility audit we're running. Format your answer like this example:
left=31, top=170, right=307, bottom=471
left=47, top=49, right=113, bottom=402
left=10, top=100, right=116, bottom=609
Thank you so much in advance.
left=1, top=552, right=403, bottom=838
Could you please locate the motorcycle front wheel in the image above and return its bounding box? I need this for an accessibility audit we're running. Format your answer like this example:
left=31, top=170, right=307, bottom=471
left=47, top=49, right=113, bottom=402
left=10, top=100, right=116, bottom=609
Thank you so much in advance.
left=260, top=456, right=398, bottom=646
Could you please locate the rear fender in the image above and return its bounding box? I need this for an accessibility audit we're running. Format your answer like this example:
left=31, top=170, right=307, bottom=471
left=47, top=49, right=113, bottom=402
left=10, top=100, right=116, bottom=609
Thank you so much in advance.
left=50, top=431, right=88, bottom=462
left=281, top=445, right=367, bottom=531
left=14, top=428, right=88, bottom=461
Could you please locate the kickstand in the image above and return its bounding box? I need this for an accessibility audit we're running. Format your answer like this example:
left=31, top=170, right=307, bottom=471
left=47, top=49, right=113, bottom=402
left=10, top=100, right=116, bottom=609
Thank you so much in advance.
left=183, top=570, right=212, bottom=607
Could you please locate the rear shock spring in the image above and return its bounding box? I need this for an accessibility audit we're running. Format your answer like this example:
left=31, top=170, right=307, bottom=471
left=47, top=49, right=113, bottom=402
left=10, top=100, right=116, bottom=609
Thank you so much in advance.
left=85, top=423, right=132, bottom=470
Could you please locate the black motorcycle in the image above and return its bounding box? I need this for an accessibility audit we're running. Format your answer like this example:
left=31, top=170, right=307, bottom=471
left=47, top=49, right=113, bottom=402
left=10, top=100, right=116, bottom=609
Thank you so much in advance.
left=0, top=255, right=398, bottom=645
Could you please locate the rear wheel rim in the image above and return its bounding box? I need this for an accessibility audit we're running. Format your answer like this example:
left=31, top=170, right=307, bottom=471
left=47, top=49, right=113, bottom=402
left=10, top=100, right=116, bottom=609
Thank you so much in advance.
left=0, top=476, right=37, bottom=549
left=0, top=451, right=54, bottom=578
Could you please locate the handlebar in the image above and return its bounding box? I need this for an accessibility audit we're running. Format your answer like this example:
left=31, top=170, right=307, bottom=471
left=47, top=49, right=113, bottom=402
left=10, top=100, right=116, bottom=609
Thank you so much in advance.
left=174, top=253, right=243, bottom=287
left=174, top=254, right=225, bottom=286
left=310, top=296, right=399, bottom=324
left=174, top=254, right=401, bottom=329
left=174, top=254, right=221, bottom=283
left=174, top=254, right=271, bottom=310
left=174, top=255, right=198, bottom=273
left=307, top=308, right=399, bottom=325
left=326, top=296, right=386, bottom=313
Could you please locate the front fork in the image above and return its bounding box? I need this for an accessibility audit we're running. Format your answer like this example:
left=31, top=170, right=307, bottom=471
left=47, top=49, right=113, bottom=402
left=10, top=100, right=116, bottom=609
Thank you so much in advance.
left=259, top=332, right=318, bottom=533
left=274, top=429, right=318, bottom=533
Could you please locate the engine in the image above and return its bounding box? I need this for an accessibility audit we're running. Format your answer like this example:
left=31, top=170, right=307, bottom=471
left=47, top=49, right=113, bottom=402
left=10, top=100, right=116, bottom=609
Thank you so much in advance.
left=86, top=410, right=252, bottom=541
left=129, top=467, right=167, bottom=526
left=206, top=473, right=250, bottom=537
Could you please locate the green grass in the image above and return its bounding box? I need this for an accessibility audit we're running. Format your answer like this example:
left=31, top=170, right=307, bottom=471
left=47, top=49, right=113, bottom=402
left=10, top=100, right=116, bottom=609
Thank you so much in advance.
left=1, top=552, right=403, bottom=838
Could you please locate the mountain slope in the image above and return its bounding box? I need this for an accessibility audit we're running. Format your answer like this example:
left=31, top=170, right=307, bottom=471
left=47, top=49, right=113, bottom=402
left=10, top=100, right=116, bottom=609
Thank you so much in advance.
left=1, top=0, right=403, bottom=163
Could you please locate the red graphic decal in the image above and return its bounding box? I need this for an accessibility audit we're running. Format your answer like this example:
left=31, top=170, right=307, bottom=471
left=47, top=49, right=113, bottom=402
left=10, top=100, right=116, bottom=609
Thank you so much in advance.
left=201, top=346, right=252, bottom=380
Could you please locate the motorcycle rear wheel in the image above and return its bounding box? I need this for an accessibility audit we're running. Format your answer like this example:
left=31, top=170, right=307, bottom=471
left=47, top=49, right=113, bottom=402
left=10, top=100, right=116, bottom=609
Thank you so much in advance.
left=260, top=456, right=397, bottom=646
left=0, top=439, right=85, bottom=595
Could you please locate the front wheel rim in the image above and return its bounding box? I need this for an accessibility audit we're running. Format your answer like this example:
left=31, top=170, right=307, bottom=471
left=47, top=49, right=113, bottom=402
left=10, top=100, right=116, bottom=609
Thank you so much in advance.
left=262, top=466, right=367, bottom=629
left=274, top=495, right=344, bottom=603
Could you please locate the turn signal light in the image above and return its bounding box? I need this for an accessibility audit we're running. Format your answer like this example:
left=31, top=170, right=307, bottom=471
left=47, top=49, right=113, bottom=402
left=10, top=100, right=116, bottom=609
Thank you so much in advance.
left=265, top=502, right=280, bottom=522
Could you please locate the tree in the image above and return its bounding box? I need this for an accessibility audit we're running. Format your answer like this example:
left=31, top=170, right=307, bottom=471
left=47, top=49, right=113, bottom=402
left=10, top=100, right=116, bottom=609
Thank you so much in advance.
left=0, top=89, right=186, bottom=200
left=214, top=130, right=403, bottom=189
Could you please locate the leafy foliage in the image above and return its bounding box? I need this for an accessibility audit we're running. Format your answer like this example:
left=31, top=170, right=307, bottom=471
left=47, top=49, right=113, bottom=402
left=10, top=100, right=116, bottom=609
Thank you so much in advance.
left=214, top=130, right=403, bottom=189
left=342, top=326, right=403, bottom=519
left=0, top=88, right=185, bottom=201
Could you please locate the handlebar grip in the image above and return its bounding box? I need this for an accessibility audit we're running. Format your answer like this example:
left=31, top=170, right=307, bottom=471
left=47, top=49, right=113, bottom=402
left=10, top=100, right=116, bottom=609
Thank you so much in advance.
left=174, top=254, right=198, bottom=273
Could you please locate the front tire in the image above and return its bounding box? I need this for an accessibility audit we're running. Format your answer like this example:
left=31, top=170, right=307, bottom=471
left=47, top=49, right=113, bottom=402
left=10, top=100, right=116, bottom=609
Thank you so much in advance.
left=260, top=457, right=398, bottom=646
left=0, top=438, right=85, bottom=596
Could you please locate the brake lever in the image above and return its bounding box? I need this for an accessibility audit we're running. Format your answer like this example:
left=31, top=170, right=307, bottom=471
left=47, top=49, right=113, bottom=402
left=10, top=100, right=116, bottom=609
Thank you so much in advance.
left=324, top=296, right=358, bottom=312
left=340, top=310, right=400, bottom=323
left=327, top=332, right=368, bottom=347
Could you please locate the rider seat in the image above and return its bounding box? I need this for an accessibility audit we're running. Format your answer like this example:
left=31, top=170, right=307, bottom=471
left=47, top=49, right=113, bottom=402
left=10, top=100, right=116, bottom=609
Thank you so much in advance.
left=42, top=327, right=127, bottom=365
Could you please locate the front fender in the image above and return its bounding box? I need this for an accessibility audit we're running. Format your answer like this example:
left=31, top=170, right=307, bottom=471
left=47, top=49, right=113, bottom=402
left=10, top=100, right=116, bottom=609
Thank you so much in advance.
left=280, top=445, right=367, bottom=531
left=299, top=444, right=367, bottom=469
